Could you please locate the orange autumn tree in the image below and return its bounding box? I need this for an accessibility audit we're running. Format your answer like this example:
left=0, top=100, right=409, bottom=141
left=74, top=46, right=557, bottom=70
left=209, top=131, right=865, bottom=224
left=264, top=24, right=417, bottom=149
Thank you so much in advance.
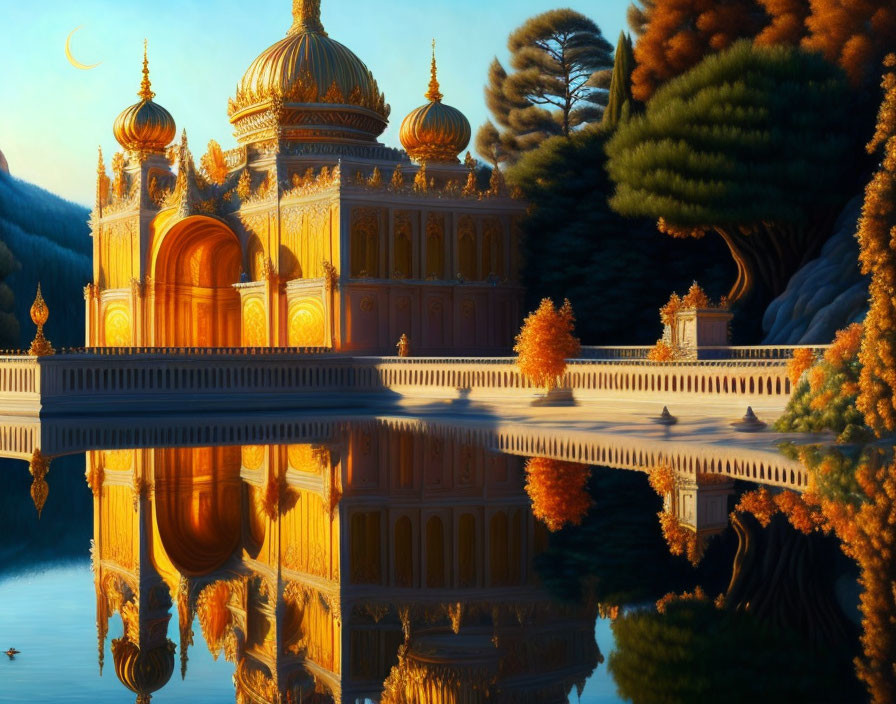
left=857, top=55, right=896, bottom=437
left=804, top=2, right=896, bottom=86
left=524, top=457, right=593, bottom=531
left=735, top=450, right=896, bottom=704
left=630, top=0, right=768, bottom=101
left=514, top=298, right=581, bottom=392
left=755, top=0, right=810, bottom=46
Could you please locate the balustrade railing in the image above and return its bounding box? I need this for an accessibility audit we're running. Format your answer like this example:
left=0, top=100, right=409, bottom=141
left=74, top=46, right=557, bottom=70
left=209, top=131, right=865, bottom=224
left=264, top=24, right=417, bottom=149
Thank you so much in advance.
left=0, top=347, right=798, bottom=413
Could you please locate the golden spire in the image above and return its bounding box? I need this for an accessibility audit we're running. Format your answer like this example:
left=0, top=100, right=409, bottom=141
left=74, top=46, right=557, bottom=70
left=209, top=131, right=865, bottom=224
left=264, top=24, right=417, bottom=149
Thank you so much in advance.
left=139, top=39, right=155, bottom=101
left=426, top=39, right=443, bottom=103
left=292, top=0, right=325, bottom=34
left=28, top=283, right=55, bottom=357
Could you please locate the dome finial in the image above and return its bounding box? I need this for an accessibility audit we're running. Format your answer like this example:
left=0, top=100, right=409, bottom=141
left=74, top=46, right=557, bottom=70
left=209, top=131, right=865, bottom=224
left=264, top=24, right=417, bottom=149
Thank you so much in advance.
left=292, top=0, right=325, bottom=35
left=426, top=38, right=443, bottom=103
left=139, top=39, right=155, bottom=101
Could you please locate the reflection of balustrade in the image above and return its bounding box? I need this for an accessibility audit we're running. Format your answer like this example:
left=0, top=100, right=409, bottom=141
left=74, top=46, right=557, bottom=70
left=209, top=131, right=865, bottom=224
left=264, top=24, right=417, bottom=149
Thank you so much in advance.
left=1, top=416, right=809, bottom=492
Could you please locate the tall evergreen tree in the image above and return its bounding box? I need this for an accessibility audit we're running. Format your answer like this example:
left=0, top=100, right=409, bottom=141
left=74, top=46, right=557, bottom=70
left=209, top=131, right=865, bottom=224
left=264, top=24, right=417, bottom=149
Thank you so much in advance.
left=602, top=32, right=636, bottom=129
left=607, top=42, right=853, bottom=305
left=476, top=9, right=613, bottom=163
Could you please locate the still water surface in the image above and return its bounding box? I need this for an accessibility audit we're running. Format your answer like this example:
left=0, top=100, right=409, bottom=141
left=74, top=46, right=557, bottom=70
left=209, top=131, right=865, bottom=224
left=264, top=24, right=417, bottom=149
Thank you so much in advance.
left=0, top=416, right=864, bottom=703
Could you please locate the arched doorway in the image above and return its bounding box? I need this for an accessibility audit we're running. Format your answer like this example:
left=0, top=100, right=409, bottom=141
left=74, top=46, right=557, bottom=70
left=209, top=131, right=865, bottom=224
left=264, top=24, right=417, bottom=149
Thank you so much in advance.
left=151, top=216, right=242, bottom=347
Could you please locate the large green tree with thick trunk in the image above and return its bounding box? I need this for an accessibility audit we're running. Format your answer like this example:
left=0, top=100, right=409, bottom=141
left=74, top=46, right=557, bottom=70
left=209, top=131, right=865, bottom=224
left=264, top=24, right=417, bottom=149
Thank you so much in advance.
left=476, top=9, right=613, bottom=163
left=606, top=41, right=853, bottom=305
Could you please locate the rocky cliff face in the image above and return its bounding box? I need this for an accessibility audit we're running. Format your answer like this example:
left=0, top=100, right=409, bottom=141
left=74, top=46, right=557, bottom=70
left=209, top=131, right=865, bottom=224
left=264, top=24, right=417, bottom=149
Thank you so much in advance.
left=763, top=196, right=869, bottom=345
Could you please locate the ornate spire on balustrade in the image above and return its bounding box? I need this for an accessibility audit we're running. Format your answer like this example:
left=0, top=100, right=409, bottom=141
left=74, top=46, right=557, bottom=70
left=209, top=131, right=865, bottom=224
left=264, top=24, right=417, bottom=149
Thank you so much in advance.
left=28, top=283, right=55, bottom=356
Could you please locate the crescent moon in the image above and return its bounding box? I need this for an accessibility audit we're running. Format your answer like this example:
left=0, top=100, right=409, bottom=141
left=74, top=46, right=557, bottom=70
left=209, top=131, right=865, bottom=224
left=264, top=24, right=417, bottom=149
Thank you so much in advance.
left=65, top=26, right=101, bottom=70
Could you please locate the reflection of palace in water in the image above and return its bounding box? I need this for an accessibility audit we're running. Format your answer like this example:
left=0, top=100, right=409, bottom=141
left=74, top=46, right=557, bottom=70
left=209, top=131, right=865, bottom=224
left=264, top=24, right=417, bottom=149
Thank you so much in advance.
left=89, top=422, right=600, bottom=703
left=87, top=0, right=524, bottom=354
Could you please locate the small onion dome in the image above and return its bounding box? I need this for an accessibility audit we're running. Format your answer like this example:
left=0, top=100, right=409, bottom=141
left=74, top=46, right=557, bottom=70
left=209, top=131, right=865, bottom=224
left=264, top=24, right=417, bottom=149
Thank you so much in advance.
left=400, top=42, right=471, bottom=164
left=112, top=637, right=176, bottom=704
left=113, top=42, right=176, bottom=152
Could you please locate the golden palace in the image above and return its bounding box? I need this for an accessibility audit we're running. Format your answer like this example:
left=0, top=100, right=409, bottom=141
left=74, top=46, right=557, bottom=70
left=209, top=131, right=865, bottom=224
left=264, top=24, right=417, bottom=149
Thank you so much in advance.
left=88, top=0, right=524, bottom=352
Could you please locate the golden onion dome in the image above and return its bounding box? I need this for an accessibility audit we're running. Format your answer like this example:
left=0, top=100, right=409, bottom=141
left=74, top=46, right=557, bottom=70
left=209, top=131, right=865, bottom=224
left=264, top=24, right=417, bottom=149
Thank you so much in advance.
left=230, top=0, right=389, bottom=145
left=113, top=42, right=176, bottom=153
left=400, top=43, right=471, bottom=164
left=112, top=637, right=175, bottom=704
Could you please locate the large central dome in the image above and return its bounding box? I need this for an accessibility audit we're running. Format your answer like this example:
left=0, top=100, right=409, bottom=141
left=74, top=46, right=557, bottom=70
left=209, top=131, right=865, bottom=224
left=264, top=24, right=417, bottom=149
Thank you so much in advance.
left=229, top=0, right=390, bottom=146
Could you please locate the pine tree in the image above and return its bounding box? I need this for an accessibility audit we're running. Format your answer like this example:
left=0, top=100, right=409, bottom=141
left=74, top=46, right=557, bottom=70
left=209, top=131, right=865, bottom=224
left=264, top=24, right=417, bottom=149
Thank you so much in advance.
left=857, top=55, right=896, bottom=436
left=602, top=32, right=636, bottom=129
left=476, top=9, right=613, bottom=163
left=607, top=41, right=852, bottom=303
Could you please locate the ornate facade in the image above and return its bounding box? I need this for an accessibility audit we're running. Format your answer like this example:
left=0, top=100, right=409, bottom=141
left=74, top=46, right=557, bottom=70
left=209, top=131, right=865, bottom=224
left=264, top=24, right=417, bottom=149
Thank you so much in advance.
left=87, top=1, right=525, bottom=353
left=88, top=421, right=599, bottom=703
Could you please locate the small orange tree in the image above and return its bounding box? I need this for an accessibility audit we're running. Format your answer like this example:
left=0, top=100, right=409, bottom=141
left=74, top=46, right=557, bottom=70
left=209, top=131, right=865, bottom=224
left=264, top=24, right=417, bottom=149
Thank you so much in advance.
left=524, top=457, right=592, bottom=532
left=514, top=298, right=581, bottom=392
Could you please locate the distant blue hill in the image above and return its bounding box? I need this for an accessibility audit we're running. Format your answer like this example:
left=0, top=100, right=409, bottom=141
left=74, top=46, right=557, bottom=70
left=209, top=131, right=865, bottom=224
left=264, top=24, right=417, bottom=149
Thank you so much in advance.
left=0, top=171, right=92, bottom=348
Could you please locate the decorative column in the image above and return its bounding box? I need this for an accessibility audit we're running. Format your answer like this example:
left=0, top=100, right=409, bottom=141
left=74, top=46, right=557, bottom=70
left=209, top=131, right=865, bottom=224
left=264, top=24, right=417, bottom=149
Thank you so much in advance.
left=130, top=278, right=145, bottom=346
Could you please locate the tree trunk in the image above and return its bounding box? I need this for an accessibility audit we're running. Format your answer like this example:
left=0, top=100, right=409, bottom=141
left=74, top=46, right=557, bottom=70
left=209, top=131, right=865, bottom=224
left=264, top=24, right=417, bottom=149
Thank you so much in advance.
left=714, top=211, right=838, bottom=304
left=725, top=513, right=857, bottom=648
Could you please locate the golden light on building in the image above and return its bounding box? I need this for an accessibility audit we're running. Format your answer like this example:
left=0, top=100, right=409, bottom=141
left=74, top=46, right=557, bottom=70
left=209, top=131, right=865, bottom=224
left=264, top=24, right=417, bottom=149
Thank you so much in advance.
left=112, top=41, right=176, bottom=153
left=88, top=0, right=525, bottom=354
left=399, top=40, right=472, bottom=164
left=86, top=423, right=599, bottom=703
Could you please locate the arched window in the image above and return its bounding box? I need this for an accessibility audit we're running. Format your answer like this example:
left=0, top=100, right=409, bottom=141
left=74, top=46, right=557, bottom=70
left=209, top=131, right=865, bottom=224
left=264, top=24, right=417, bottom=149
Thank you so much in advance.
left=393, top=213, right=413, bottom=279
left=458, top=514, right=476, bottom=587
left=351, top=209, right=380, bottom=277
left=489, top=512, right=509, bottom=586
left=394, top=516, right=413, bottom=587
left=458, top=216, right=476, bottom=281
left=426, top=516, right=446, bottom=588
left=426, top=213, right=445, bottom=279
left=481, top=219, right=504, bottom=279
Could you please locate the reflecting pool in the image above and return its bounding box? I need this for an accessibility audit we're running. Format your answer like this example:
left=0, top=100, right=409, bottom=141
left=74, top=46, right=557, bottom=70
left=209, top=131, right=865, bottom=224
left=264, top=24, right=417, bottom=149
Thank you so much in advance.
left=0, top=415, right=868, bottom=703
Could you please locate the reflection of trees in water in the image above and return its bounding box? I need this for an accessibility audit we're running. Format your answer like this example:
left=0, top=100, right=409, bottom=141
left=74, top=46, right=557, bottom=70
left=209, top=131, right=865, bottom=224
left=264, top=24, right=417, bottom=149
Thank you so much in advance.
left=534, top=467, right=695, bottom=605
left=0, top=454, right=91, bottom=572
left=609, top=599, right=865, bottom=704
left=724, top=513, right=857, bottom=646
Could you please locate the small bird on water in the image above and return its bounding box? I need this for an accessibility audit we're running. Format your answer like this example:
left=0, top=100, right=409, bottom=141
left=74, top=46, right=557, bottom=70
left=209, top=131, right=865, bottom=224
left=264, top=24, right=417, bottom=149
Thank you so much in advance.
left=5, top=648, right=20, bottom=659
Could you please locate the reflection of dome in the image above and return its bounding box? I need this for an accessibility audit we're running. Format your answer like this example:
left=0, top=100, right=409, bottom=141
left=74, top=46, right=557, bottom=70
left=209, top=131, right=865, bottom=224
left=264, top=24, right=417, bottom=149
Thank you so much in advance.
left=400, top=44, right=471, bottom=164
left=230, top=0, right=389, bottom=145
left=112, top=638, right=176, bottom=704
left=113, top=43, right=176, bottom=153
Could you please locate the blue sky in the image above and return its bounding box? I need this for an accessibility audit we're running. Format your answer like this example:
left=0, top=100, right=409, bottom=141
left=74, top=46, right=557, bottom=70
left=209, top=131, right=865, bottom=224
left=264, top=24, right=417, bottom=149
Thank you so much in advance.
left=0, top=0, right=627, bottom=205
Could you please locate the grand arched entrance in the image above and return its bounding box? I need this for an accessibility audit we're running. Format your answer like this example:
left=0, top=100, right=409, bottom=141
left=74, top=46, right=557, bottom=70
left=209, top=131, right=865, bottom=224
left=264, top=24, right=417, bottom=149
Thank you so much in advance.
left=151, top=216, right=242, bottom=347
